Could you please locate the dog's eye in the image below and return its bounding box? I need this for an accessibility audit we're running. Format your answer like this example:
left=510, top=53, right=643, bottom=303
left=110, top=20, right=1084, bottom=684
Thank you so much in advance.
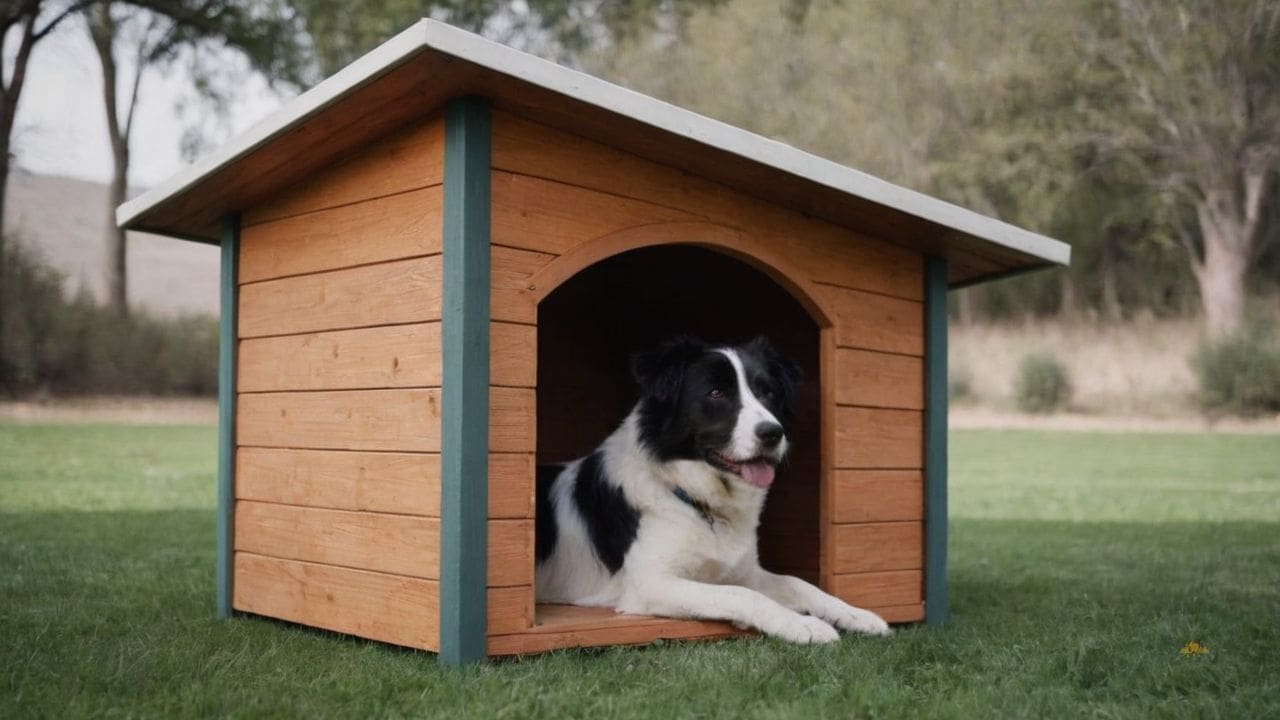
left=707, top=388, right=724, bottom=399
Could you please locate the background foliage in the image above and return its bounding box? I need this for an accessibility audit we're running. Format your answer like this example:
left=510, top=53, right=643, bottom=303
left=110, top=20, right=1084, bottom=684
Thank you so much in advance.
left=0, top=242, right=218, bottom=396
left=1, top=0, right=1278, bottom=408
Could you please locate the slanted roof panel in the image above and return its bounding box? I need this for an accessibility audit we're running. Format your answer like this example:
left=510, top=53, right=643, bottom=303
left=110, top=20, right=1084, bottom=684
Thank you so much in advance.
left=118, top=20, right=1069, bottom=286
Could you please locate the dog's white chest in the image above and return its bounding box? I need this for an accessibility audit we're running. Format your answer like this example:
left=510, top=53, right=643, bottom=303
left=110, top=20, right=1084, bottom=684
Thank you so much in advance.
left=646, top=513, right=758, bottom=585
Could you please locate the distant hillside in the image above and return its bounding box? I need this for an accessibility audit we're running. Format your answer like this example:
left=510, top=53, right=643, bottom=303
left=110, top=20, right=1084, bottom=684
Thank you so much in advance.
left=3, top=170, right=218, bottom=317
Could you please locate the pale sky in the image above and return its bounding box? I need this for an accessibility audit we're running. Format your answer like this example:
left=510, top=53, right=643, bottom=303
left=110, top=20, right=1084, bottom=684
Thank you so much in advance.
left=12, top=20, right=288, bottom=189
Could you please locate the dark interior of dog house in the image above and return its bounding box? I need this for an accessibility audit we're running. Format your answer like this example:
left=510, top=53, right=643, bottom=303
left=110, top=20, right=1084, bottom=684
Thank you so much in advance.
left=536, top=245, right=822, bottom=587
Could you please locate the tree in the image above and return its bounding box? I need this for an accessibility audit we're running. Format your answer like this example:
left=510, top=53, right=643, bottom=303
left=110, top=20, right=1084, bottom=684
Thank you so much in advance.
left=2, top=1, right=89, bottom=235
left=82, top=0, right=305, bottom=315
left=590, top=0, right=1278, bottom=326
left=293, top=0, right=730, bottom=77
left=586, top=1, right=1094, bottom=250
left=2, top=0, right=90, bottom=392
left=1094, top=0, right=1280, bottom=335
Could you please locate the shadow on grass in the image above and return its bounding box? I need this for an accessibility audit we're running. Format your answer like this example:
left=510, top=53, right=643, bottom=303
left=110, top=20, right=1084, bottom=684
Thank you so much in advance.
left=2, top=510, right=1278, bottom=718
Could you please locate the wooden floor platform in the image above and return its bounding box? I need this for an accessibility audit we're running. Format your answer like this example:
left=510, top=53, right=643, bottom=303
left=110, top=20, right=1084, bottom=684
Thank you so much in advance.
left=486, top=604, right=751, bottom=656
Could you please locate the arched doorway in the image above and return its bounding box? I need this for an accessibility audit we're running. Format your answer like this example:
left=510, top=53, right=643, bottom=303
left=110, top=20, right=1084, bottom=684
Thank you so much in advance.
left=536, top=244, right=823, bottom=584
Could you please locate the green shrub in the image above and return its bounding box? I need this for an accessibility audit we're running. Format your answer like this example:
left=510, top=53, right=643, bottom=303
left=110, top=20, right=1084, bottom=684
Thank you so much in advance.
left=1015, top=352, right=1071, bottom=413
left=1, top=240, right=218, bottom=397
left=949, top=364, right=974, bottom=402
left=1194, top=318, right=1280, bottom=417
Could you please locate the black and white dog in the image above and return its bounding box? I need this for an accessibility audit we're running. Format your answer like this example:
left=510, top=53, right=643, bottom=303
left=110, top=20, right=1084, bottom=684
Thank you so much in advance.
left=535, top=336, right=890, bottom=643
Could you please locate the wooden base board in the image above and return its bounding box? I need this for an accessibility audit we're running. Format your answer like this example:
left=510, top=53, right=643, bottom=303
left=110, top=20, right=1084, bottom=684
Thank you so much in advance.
left=485, top=602, right=924, bottom=656
left=487, top=604, right=748, bottom=656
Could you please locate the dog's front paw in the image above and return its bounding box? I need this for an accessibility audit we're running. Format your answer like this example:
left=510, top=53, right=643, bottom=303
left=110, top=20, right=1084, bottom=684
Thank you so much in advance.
left=826, top=605, right=892, bottom=637
left=771, top=614, right=840, bottom=644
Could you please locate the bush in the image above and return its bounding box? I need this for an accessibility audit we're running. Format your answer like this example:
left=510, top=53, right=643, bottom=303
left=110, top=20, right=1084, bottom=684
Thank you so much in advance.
left=1194, top=318, right=1280, bottom=417
left=1015, top=352, right=1071, bottom=413
left=1, top=240, right=218, bottom=397
left=949, top=364, right=973, bottom=402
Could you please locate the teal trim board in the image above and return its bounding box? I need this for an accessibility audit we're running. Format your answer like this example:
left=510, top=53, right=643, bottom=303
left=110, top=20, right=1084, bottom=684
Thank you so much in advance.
left=216, top=214, right=240, bottom=619
left=924, top=256, right=949, bottom=625
left=439, top=97, right=492, bottom=664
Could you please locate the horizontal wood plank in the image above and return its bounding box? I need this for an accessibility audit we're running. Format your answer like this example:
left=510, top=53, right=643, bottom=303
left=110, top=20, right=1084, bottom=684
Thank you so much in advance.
left=237, top=388, right=441, bottom=452
left=829, top=570, right=923, bottom=608
left=832, top=470, right=923, bottom=523
left=245, top=118, right=444, bottom=226
left=835, top=349, right=923, bottom=409
left=817, top=285, right=923, bottom=356
left=489, top=519, right=534, bottom=588
left=831, top=521, right=923, bottom=573
left=874, top=603, right=926, bottom=624
left=234, top=500, right=439, bottom=578
left=238, top=256, right=442, bottom=338
left=491, top=387, right=536, bottom=453
left=237, top=447, right=439, bottom=516
left=240, top=187, right=442, bottom=284
left=491, top=322, right=536, bottom=387
left=238, top=323, right=440, bottom=392
left=233, top=553, right=438, bottom=651
left=236, top=449, right=532, bottom=519
left=489, top=453, right=534, bottom=518
left=834, top=408, right=923, bottom=469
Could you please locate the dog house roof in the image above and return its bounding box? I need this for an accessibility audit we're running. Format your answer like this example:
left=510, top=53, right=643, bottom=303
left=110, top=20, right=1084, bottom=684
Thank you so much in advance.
left=117, top=19, right=1069, bottom=286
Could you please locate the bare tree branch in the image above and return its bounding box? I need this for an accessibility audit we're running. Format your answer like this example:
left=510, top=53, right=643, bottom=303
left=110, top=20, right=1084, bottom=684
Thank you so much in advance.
left=32, top=0, right=95, bottom=40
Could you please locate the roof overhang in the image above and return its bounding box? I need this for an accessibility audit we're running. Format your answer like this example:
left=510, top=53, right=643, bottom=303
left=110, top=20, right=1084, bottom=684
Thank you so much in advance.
left=118, top=19, right=1069, bottom=287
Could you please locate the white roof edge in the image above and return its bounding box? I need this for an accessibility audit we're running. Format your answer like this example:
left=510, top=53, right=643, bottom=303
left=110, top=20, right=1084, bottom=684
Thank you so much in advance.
left=118, top=19, right=1070, bottom=267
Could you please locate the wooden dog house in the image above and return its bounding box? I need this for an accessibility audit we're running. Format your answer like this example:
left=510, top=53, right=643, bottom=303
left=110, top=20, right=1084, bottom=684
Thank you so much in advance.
left=118, top=20, right=1069, bottom=664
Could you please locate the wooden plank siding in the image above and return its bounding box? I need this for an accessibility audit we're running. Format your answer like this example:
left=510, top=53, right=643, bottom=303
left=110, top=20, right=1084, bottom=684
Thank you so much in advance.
left=235, top=500, right=440, bottom=579
left=234, top=553, right=439, bottom=650
left=237, top=388, right=443, bottom=452
left=233, top=553, right=532, bottom=651
left=243, top=117, right=445, bottom=227
left=237, top=256, right=443, bottom=339
left=485, top=109, right=927, bottom=651
left=231, top=117, right=446, bottom=651
left=238, top=323, right=442, bottom=392
left=239, top=187, right=443, bottom=283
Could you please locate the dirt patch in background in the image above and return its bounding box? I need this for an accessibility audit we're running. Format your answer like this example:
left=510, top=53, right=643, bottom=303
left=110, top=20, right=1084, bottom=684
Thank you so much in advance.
left=0, top=397, right=217, bottom=425
left=951, top=406, right=1280, bottom=434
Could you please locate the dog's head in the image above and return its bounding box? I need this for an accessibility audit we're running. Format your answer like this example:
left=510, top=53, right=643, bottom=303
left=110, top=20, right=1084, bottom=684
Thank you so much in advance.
left=631, top=336, right=803, bottom=489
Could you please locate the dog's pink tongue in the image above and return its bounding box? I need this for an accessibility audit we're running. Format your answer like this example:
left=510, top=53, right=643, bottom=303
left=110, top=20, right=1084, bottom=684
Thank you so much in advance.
left=741, top=461, right=775, bottom=488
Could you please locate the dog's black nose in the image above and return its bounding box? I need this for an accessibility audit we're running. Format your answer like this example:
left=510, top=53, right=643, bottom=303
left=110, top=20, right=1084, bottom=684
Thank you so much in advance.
left=755, top=422, right=784, bottom=447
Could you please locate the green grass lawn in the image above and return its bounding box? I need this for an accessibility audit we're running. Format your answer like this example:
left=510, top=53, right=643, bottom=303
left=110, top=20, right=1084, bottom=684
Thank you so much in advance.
left=2, top=424, right=1278, bottom=718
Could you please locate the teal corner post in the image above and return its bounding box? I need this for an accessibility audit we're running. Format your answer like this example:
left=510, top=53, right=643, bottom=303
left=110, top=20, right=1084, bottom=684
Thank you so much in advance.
left=924, top=256, right=949, bottom=625
left=440, top=97, right=492, bottom=665
left=216, top=214, right=240, bottom=619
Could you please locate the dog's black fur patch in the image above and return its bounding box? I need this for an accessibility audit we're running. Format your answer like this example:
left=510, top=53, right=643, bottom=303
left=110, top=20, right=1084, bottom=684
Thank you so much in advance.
left=534, top=463, right=562, bottom=564
left=571, top=451, right=640, bottom=574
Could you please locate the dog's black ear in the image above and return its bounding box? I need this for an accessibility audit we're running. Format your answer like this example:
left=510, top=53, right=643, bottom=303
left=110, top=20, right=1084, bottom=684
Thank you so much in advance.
left=747, top=335, right=803, bottom=414
left=631, top=336, right=708, bottom=403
